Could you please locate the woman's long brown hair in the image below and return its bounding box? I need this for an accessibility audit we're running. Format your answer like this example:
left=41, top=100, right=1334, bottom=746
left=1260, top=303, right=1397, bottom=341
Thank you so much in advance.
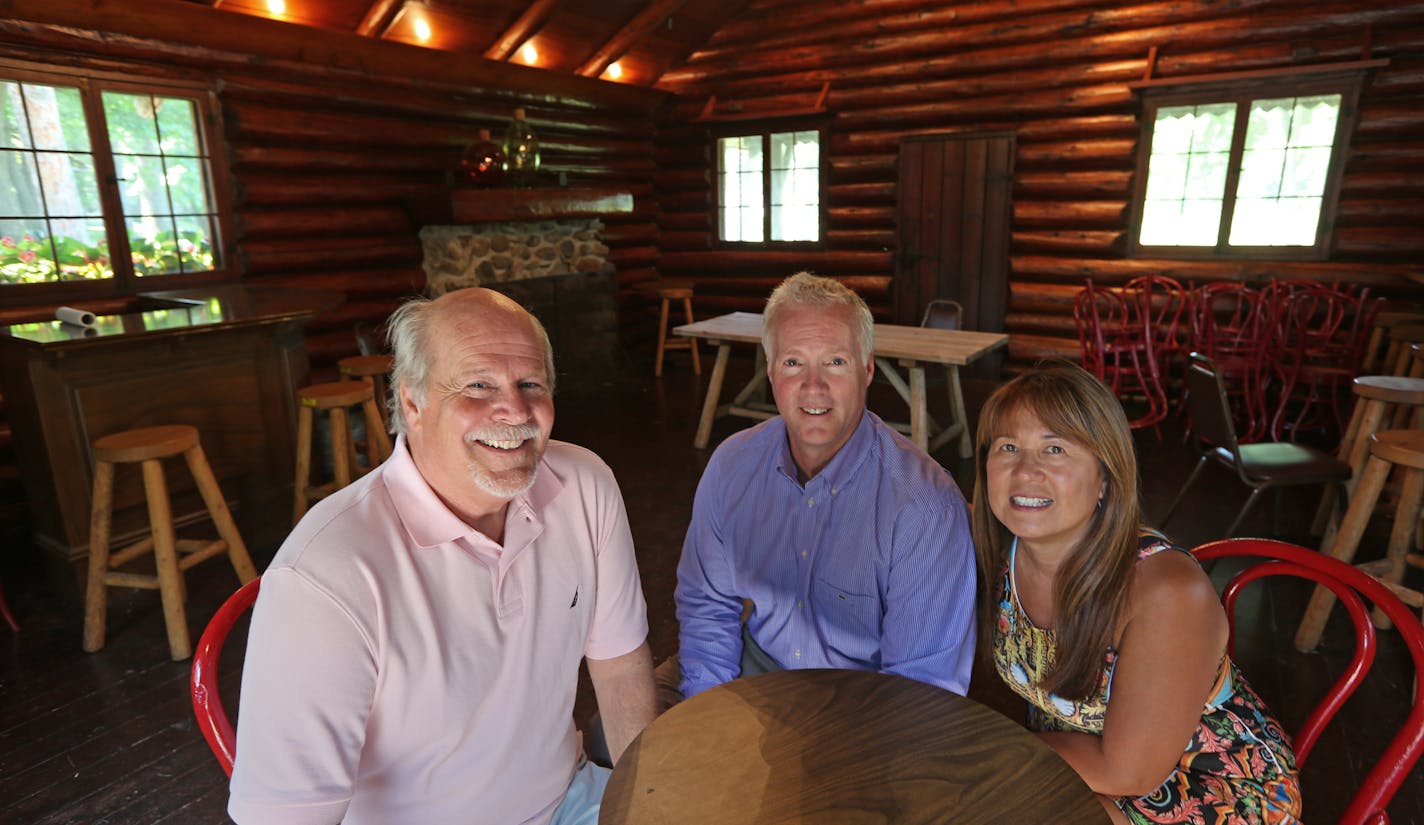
left=970, top=361, right=1144, bottom=700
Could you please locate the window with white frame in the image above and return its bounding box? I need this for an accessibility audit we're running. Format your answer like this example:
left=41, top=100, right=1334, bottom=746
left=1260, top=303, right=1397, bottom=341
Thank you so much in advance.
left=716, top=128, right=821, bottom=244
left=1129, top=66, right=1374, bottom=259
left=1, top=63, right=228, bottom=294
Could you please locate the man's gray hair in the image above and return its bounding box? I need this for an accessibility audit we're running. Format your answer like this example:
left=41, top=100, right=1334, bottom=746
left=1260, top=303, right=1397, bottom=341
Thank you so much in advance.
left=384, top=294, right=555, bottom=435
left=762, top=271, right=874, bottom=362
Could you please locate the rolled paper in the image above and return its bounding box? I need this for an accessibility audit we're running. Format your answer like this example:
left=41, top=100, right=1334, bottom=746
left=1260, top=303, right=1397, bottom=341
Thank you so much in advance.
left=56, top=306, right=96, bottom=327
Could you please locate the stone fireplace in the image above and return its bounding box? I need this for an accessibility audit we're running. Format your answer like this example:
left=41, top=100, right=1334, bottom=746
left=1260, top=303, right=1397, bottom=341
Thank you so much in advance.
left=420, top=218, right=611, bottom=296
left=416, top=191, right=629, bottom=390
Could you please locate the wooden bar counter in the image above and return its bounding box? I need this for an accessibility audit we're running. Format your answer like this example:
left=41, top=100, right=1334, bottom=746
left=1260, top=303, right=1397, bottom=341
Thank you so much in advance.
left=0, top=286, right=338, bottom=591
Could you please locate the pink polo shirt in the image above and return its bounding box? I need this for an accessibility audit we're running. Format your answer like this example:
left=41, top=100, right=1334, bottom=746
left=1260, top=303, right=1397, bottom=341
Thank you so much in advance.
left=229, top=437, right=648, bottom=825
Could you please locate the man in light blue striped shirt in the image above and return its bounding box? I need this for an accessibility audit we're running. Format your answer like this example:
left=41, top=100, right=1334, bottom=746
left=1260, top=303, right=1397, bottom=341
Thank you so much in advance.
left=674, top=272, right=977, bottom=699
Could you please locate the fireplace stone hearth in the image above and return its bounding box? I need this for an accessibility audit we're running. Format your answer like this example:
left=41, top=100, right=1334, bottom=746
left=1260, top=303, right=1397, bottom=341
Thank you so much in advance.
left=417, top=218, right=620, bottom=389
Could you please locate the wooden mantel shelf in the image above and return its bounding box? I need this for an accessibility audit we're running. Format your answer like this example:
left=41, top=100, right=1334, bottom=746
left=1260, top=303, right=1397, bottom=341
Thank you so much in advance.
left=448, top=186, right=633, bottom=224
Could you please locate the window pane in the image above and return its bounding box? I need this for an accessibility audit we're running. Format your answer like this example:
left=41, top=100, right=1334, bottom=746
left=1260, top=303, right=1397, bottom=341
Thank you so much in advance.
left=0, top=222, right=57, bottom=284
left=1229, top=94, right=1340, bottom=247
left=115, top=154, right=170, bottom=216
left=1150, top=106, right=1195, bottom=154
left=50, top=219, right=112, bottom=280
left=0, top=149, right=45, bottom=216
left=1143, top=152, right=1188, bottom=201
left=718, top=135, right=765, bottom=242
left=1229, top=196, right=1322, bottom=246
left=1290, top=95, right=1341, bottom=146
left=2, top=81, right=34, bottom=149
left=165, top=157, right=212, bottom=214
left=1281, top=146, right=1331, bottom=197
left=129, top=214, right=180, bottom=275
left=104, top=92, right=219, bottom=271
left=1140, top=198, right=1221, bottom=246
left=1184, top=151, right=1230, bottom=199
left=769, top=131, right=819, bottom=241
left=0, top=79, right=109, bottom=284
left=1244, top=97, right=1293, bottom=150
left=23, top=84, right=90, bottom=152
left=34, top=151, right=104, bottom=216
left=175, top=214, right=216, bottom=271
left=104, top=92, right=161, bottom=155
left=1140, top=102, right=1234, bottom=246
left=156, top=96, right=200, bottom=156
left=1237, top=149, right=1285, bottom=198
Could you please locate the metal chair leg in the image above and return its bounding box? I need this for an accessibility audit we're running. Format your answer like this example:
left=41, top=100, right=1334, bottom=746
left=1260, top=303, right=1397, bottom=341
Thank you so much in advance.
left=1161, top=455, right=1211, bottom=527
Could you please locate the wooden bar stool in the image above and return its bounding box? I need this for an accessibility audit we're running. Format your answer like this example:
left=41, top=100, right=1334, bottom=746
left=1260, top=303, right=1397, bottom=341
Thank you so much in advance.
left=84, top=425, right=258, bottom=661
left=293, top=381, right=392, bottom=524
left=1295, top=429, right=1424, bottom=652
left=1383, top=322, right=1424, bottom=377
left=1312, top=375, right=1424, bottom=540
left=1362, top=310, right=1424, bottom=374
left=640, top=280, right=701, bottom=377
left=338, top=354, right=395, bottom=430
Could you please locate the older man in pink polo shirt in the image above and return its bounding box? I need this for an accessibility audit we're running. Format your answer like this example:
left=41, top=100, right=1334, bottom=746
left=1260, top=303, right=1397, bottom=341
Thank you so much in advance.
left=229, top=288, right=657, bottom=825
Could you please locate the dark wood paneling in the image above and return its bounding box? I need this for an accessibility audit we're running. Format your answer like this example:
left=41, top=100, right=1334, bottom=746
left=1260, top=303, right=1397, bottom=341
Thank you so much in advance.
left=0, top=12, right=660, bottom=534
left=655, top=0, right=1424, bottom=368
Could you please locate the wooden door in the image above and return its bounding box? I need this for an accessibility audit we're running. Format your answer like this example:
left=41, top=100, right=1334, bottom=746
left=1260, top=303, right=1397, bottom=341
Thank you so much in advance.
left=895, top=132, right=1014, bottom=347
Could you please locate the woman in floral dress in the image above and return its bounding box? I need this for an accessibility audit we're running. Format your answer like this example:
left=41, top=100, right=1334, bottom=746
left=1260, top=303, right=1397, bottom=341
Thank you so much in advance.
left=970, top=362, right=1300, bottom=824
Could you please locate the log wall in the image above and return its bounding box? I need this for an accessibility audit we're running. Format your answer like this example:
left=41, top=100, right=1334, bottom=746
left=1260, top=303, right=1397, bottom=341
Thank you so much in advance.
left=653, top=0, right=1424, bottom=363
left=0, top=6, right=662, bottom=533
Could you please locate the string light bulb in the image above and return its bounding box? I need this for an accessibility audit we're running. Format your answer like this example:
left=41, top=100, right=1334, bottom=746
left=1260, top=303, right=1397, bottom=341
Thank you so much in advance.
left=606, top=62, right=623, bottom=80
left=266, top=0, right=285, bottom=14
left=520, top=41, right=539, bottom=64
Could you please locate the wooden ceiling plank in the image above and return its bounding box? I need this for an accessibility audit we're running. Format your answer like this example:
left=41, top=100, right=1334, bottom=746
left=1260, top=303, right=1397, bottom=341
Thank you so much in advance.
left=576, top=0, right=692, bottom=78
left=0, top=0, right=666, bottom=111
left=485, top=0, right=562, bottom=61
left=356, top=0, right=405, bottom=37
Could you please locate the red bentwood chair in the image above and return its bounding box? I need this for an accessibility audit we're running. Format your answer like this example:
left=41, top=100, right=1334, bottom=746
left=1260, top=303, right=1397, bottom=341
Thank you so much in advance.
left=191, top=576, right=261, bottom=776
left=1192, top=538, right=1424, bottom=825
left=1074, top=280, right=1169, bottom=430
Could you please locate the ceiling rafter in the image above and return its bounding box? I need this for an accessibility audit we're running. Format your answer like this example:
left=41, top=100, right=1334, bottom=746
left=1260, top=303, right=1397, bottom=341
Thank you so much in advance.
left=484, top=0, right=562, bottom=61
left=576, top=0, right=691, bottom=77
left=356, top=0, right=404, bottom=37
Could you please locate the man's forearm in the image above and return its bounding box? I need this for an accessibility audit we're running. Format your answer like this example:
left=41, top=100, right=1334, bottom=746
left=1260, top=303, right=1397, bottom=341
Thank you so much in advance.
left=587, top=642, right=657, bottom=764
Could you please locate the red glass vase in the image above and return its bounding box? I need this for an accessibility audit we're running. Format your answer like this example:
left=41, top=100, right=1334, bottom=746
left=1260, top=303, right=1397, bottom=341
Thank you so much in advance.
left=461, top=129, right=505, bottom=187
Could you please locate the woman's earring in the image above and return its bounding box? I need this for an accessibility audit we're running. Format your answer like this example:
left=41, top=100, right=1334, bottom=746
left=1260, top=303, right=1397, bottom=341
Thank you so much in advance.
left=1096, top=497, right=1104, bottom=510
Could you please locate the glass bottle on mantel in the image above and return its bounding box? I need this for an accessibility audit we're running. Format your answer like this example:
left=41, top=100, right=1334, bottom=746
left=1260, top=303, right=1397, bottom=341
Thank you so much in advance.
left=503, top=107, right=541, bottom=188
left=460, top=128, right=505, bottom=187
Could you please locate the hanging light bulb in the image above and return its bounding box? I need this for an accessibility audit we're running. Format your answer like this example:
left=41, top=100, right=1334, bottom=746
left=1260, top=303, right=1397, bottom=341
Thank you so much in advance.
left=520, top=41, right=539, bottom=64
left=265, top=0, right=285, bottom=14
left=606, top=62, right=624, bottom=80
left=413, top=14, right=432, bottom=43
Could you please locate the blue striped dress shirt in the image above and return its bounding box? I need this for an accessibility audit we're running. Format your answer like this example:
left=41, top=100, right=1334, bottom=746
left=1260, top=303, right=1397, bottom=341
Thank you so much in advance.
left=675, top=410, right=977, bottom=698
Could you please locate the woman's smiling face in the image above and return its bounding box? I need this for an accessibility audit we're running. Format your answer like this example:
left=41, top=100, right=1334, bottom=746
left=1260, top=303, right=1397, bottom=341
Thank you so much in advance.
left=985, top=405, right=1105, bottom=560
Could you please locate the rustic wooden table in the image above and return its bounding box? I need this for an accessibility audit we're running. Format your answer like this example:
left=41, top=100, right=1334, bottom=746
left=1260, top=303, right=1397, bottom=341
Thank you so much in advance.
left=675, top=312, right=1007, bottom=457
left=598, top=668, right=1110, bottom=825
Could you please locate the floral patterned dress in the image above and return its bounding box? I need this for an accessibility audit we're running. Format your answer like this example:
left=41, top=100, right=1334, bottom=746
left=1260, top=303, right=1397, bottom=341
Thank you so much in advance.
left=993, top=535, right=1302, bottom=824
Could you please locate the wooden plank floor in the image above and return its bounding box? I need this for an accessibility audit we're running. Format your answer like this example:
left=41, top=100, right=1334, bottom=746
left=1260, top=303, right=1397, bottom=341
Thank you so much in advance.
left=1, top=357, right=1420, bottom=824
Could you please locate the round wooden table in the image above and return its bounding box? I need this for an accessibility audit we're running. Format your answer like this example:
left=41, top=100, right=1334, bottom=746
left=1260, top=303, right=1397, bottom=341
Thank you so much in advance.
left=598, top=669, right=1110, bottom=824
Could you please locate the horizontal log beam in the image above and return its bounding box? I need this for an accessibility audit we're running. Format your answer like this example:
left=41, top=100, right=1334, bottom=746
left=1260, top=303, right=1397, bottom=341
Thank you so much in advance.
left=659, top=250, right=893, bottom=275
left=248, top=269, right=426, bottom=299
left=240, top=235, right=423, bottom=275
left=1015, top=171, right=1133, bottom=198
left=1013, top=230, right=1125, bottom=255
left=827, top=206, right=894, bottom=229
left=1013, top=200, right=1128, bottom=228
left=236, top=205, right=413, bottom=239
left=1009, top=255, right=1417, bottom=289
